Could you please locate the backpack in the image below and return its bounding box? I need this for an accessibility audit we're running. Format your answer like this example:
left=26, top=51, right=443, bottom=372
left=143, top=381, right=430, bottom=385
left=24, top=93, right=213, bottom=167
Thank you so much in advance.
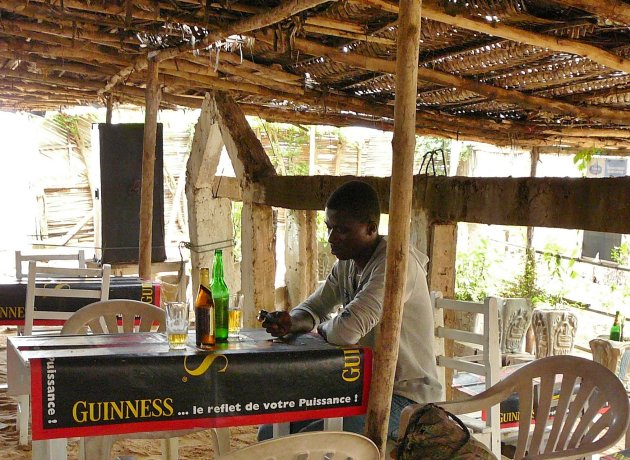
left=396, top=403, right=497, bottom=460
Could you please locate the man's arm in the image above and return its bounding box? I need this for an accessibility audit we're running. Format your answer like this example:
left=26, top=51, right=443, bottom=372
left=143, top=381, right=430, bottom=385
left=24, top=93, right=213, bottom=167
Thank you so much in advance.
left=261, top=309, right=315, bottom=337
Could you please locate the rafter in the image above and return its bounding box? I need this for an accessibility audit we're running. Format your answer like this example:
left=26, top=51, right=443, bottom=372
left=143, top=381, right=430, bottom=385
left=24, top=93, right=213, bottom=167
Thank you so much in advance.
left=99, top=0, right=336, bottom=96
left=350, top=0, right=630, bottom=74
left=258, top=31, right=630, bottom=124
left=551, top=0, right=630, bottom=26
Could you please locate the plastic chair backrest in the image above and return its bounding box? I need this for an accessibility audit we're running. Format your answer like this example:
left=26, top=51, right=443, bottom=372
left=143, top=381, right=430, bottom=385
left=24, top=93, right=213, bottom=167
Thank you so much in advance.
left=217, top=431, right=380, bottom=460
left=61, top=299, right=166, bottom=334
left=432, top=291, right=501, bottom=456
left=402, top=355, right=630, bottom=460
left=23, top=260, right=111, bottom=334
left=15, top=249, right=87, bottom=280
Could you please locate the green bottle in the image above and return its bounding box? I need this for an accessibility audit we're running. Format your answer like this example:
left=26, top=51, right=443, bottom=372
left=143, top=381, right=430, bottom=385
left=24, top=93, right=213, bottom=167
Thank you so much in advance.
left=211, top=249, right=230, bottom=343
left=609, top=311, right=621, bottom=341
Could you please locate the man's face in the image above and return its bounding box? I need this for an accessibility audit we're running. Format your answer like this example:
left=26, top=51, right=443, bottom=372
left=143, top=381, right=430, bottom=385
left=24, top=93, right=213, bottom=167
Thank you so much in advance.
left=325, top=208, right=377, bottom=261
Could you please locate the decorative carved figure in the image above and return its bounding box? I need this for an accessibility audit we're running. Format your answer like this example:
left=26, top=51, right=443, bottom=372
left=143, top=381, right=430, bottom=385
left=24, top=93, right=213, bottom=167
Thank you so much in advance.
left=500, top=298, right=533, bottom=354
left=532, top=308, right=578, bottom=359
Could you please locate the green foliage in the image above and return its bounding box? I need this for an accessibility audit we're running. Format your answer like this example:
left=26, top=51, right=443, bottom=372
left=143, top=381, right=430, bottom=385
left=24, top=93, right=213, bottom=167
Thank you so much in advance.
left=499, top=249, right=547, bottom=304
left=573, top=147, right=603, bottom=174
left=258, top=120, right=309, bottom=175
left=455, top=239, right=490, bottom=302
left=610, top=242, right=629, bottom=266
left=541, top=243, right=577, bottom=281
left=316, top=211, right=328, bottom=243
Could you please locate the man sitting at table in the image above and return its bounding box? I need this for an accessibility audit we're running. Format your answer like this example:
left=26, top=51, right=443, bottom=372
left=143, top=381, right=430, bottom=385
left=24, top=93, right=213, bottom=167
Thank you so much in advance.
left=258, top=180, right=441, bottom=441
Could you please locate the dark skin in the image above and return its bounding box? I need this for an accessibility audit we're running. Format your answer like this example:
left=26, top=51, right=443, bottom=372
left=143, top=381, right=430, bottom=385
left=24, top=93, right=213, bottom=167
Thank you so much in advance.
left=261, top=207, right=380, bottom=338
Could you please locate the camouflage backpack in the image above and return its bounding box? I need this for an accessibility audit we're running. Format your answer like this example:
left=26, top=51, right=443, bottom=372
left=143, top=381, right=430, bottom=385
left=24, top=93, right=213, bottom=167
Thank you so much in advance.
left=396, top=403, right=497, bottom=460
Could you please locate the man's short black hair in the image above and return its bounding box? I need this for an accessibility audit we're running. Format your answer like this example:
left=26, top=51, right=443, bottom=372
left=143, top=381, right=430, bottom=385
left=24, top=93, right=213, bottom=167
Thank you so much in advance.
left=326, top=180, right=381, bottom=224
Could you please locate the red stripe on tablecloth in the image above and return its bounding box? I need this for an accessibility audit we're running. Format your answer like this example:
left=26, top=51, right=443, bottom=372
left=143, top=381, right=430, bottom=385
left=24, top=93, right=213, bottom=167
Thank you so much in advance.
left=30, top=360, right=44, bottom=440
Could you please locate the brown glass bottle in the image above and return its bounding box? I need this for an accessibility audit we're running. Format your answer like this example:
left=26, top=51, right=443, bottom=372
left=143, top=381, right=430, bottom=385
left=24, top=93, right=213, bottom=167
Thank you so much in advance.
left=195, top=268, right=215, bottom=348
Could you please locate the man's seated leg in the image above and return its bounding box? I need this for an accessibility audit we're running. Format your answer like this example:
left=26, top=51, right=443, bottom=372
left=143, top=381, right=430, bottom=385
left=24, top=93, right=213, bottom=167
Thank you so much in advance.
left=344, top=394, right=416, bottom=440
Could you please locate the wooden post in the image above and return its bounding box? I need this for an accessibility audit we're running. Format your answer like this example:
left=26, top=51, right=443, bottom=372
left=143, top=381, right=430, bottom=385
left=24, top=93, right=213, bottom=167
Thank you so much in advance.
left=138, top=57, right=161, bottom=280
left=428, top=223, right=458, bottom=399
left=285, top=210, right=318, bottom=308
left=241, top=202, right=276, bottom=326
left=105, top=94, right=113, bottom=124
left=365, top=0, right=422, bottom=455
left=412, top=211, right=458, bottom=399
left=525, top=146, right=540, bottom=353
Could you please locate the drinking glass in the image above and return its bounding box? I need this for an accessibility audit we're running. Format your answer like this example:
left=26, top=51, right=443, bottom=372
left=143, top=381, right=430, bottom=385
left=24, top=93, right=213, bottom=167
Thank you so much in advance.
left=228, top=293, right=243, bottom=338
left=165, top=301, right=189, bottom=349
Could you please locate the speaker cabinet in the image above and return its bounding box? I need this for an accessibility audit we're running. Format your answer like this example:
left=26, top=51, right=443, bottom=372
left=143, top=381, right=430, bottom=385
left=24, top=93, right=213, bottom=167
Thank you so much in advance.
left=98, top=123, right=166, bottom=264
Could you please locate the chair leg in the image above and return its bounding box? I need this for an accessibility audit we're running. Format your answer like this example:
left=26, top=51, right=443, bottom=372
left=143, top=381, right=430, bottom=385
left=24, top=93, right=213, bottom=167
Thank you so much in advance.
left=161, top=438, right=179, bottom=460
left=17, top=394, right=29, bottom=445
left=212, top=428, right=231, bottom=456
left=83, top=436, right=115, bottom=460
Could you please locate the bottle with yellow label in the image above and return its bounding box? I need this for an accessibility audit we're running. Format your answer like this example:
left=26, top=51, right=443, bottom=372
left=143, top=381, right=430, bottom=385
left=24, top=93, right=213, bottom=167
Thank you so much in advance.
left=195, top=268, right=215, bottom=349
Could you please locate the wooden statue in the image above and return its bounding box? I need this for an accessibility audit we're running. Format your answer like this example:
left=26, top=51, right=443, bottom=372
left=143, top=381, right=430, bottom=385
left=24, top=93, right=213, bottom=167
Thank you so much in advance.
left=532, top=308, right=578, bottom=359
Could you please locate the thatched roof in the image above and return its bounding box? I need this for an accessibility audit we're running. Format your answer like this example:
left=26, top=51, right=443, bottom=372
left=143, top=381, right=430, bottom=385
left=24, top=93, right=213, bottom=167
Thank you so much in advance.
left=1, top=0, right=630, bottom=150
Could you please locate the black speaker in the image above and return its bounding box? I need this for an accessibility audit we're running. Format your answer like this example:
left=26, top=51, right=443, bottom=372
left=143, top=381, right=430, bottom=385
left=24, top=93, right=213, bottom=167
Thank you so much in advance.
left=98, top=123, right=166, bottom=264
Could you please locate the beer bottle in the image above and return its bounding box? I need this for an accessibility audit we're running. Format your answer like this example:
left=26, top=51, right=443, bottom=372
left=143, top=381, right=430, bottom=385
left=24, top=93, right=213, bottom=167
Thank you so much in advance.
left=609, top=310, right=621, bottom=341
left=195, top=268, right=215, bottom=348
left=211, top=249, right=230, bottom=343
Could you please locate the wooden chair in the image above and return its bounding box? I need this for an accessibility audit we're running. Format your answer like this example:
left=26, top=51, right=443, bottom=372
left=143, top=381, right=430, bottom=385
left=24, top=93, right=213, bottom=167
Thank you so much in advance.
left=23, top=260, right=112, bottom=335
left=399, top=355, right=630, bottom=460
left=15, top=249, right=87, bottom=280
left=217, top=431, right=380, bottom=460
left=61, top=299, right=229, bottom=460
left=17, top=261, right=112, bottom=445
left=432, top=291, right=502, bottom=457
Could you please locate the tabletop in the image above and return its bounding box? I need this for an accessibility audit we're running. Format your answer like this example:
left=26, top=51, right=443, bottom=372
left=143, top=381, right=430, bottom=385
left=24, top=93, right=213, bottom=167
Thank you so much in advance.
left=7, top=329, right=372, bottom=441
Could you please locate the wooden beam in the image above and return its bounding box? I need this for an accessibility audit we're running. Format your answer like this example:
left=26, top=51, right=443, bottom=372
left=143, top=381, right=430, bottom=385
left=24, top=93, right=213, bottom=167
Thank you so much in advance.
left=211, top=92, right=278, bottom=182
left=138, top=57, right=161, bottom=280
left=365, top=0, right=422, bottom=455
left=215, top=175, right=630, bottom=234
left=99, top=0, right=336, bottom=96
left=265, top=33, right=630, bottom=125
left=351, top=0, right=630, bottom=73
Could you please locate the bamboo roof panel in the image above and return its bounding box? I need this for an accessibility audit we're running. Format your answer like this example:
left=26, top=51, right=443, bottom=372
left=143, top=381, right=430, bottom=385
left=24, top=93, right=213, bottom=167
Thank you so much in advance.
left=0, top=0, right=629, bottom=149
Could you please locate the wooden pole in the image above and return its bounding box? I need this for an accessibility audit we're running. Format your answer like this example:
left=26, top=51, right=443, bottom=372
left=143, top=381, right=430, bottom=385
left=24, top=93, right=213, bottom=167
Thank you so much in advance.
left=105, top=94, right=113, bottom=124
left=365, top=0, right=422, bottom=456
left=138, top=57, right=161, bottom=280
left=525, top=146, right=540, bottom=353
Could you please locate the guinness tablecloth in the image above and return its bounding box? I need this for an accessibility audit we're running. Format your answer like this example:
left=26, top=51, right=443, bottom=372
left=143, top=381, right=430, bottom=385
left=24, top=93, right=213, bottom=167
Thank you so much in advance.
left=17, top=330, right=371, bottom=440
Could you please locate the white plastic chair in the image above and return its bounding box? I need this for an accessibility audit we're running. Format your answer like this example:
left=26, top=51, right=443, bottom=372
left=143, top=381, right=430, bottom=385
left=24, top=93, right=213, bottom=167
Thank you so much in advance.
left=432, top=291, right=502, bottom=457
left=217, top=431, right=380, bottom=460
left=399, top=355, right=630, bottom=460
left=15, top=249, right=87, bottom=280
left=61, top=299, right=229, bottom=460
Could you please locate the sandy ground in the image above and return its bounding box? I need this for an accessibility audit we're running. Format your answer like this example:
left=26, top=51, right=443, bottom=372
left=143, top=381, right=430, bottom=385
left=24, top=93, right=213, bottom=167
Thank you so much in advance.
left=0, top=328, right=259, bottom=459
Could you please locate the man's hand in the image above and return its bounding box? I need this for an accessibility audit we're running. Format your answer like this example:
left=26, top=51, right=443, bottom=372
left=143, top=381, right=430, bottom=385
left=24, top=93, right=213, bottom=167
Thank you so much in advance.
left=259, top=310, right=292, bottom=337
